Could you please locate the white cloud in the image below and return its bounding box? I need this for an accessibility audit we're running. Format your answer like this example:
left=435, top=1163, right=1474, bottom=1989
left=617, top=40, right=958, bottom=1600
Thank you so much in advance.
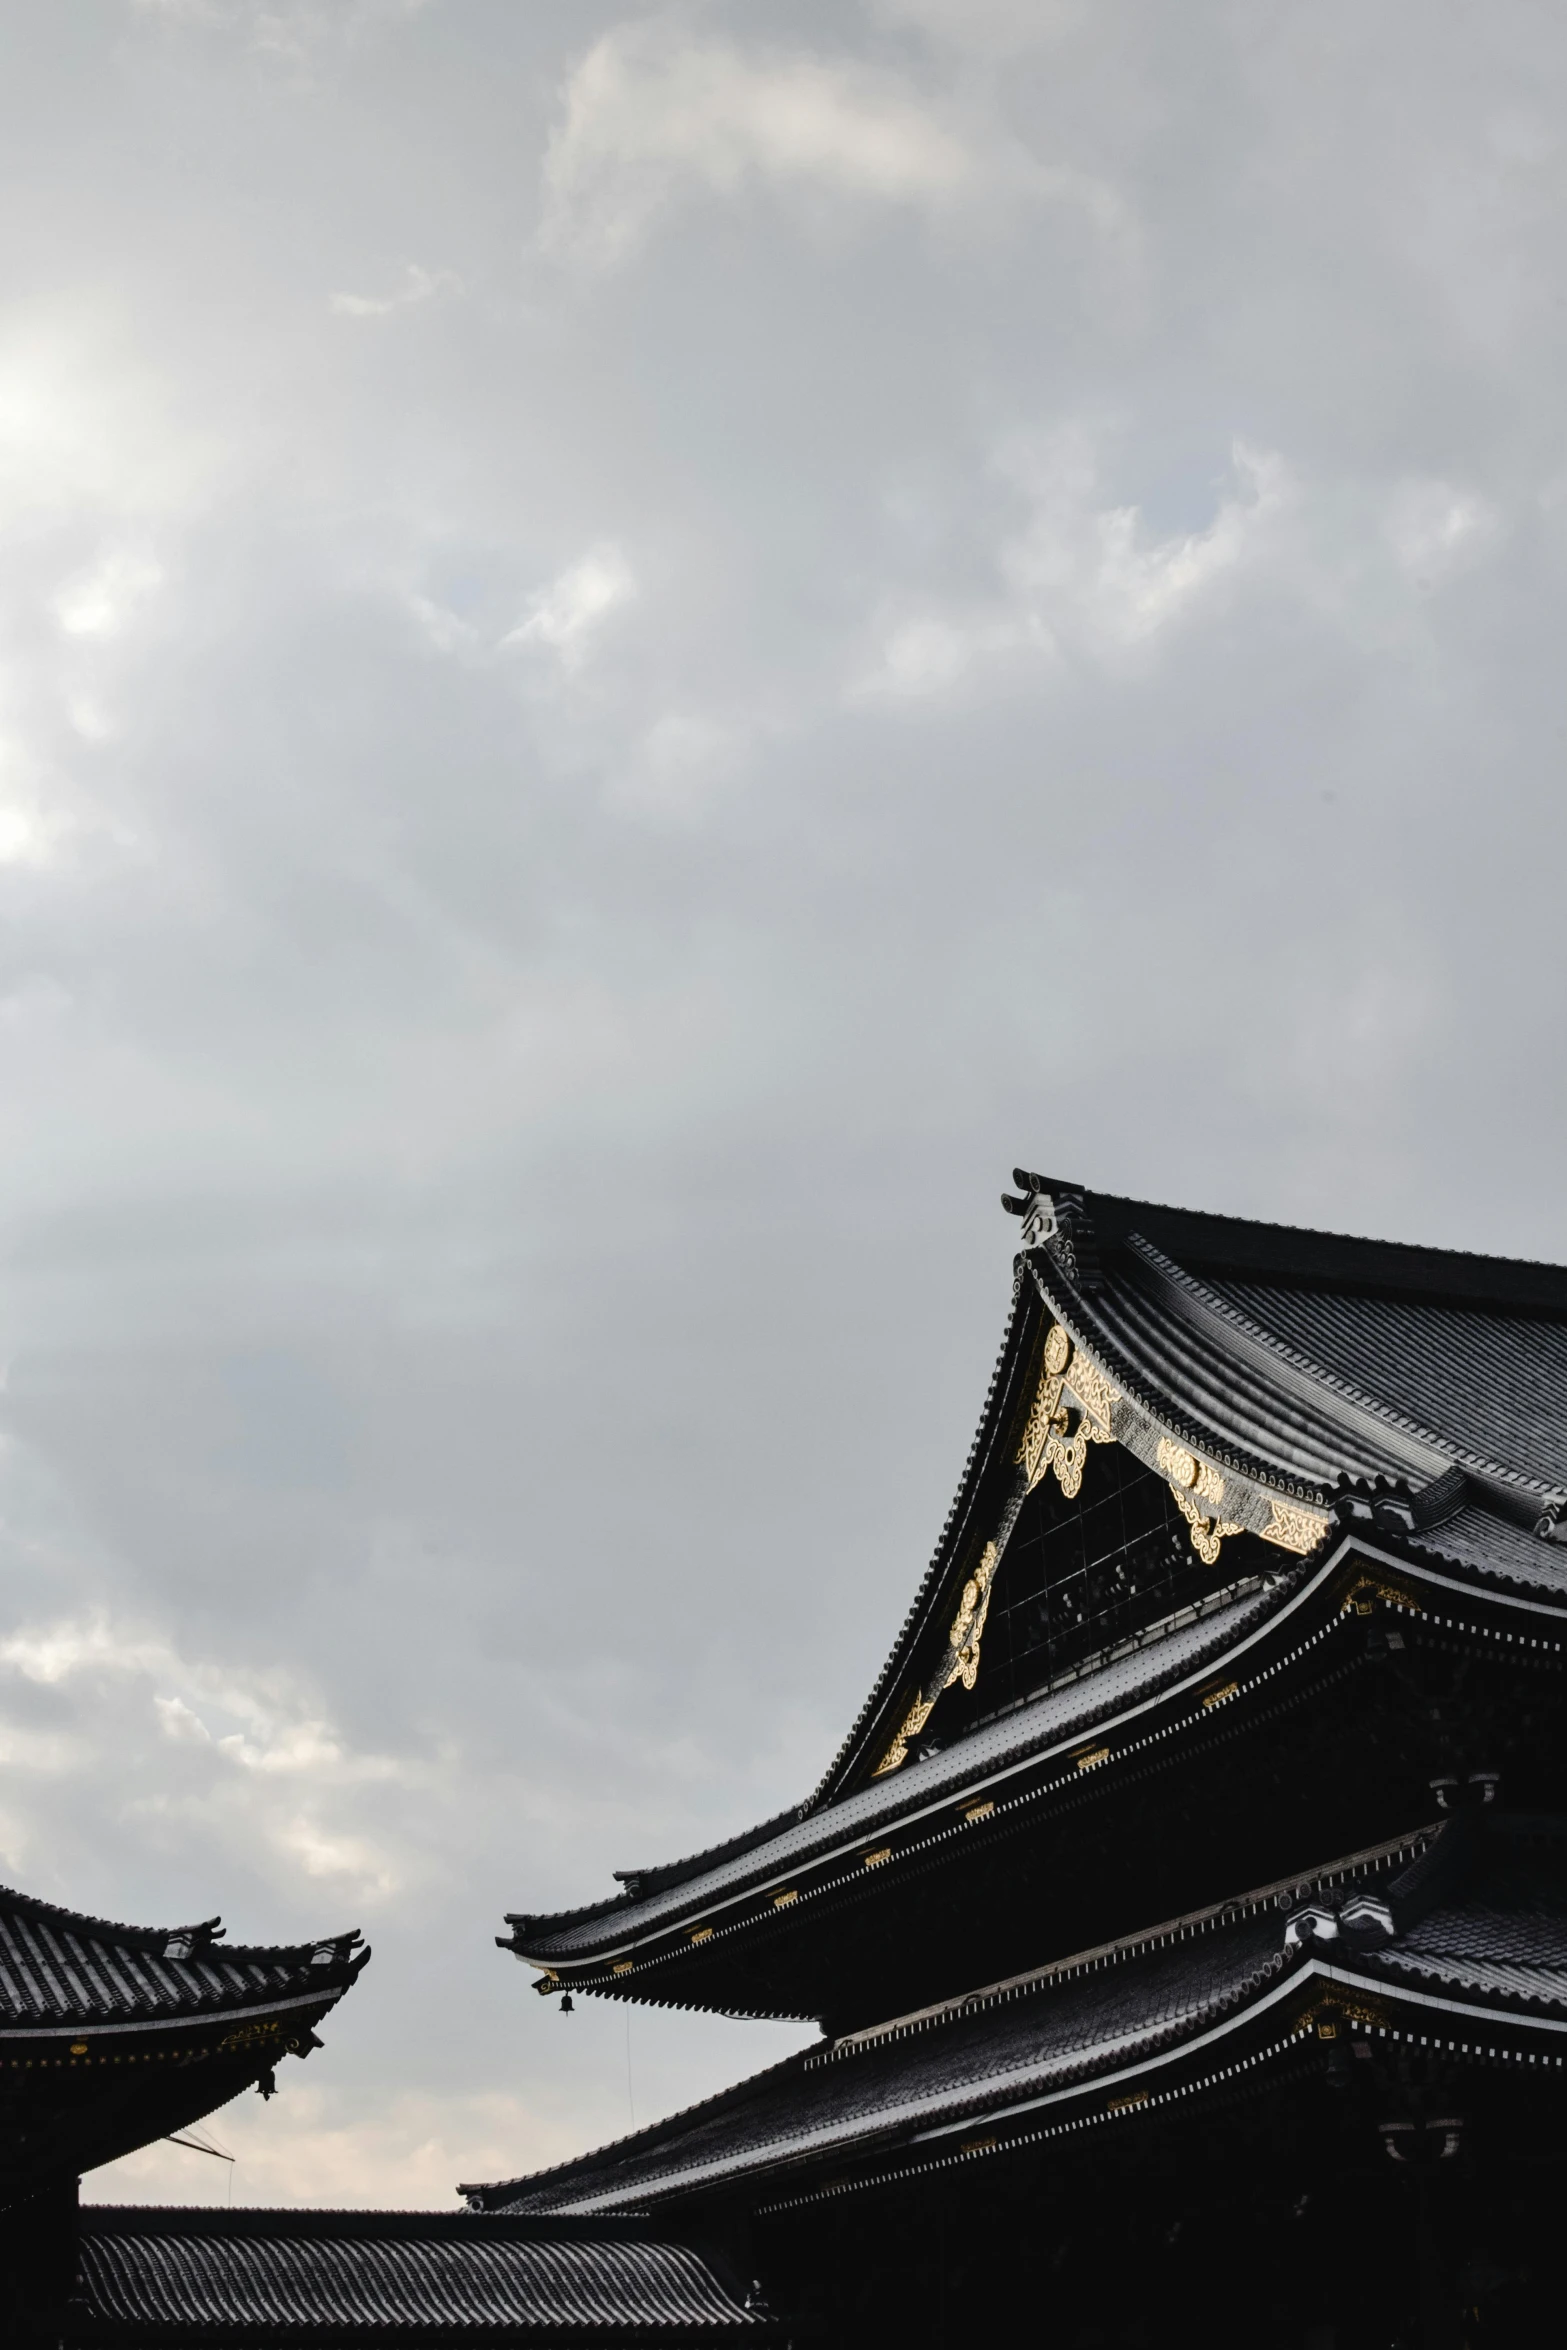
left=502, top=542, right=637, bottom=669
left=52, top=545, right=164, bottom=637
left=857, top=434, right=1293, bottom=700
left=0, top=802, right=57, bottom=866
left=539, top=23, right=1079, bottom=267
left=0, top=1610, right=417, bottom=1898
left=1002, top=433, right=1292, bottom=642
left=1383, top=476, right=1498, bottom=584
left=609, top=708, right=746, bottom=820
left=330, top=263, right=460, bottom=320
left=0, top=313, right=220, bottom=528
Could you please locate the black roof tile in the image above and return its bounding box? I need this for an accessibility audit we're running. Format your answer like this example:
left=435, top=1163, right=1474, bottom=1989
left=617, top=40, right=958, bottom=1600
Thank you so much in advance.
left=1206, top=1277, right=1567, bottom=1494
left=73, top=2209, right=765, bottom=2334
left=0, top=1884, right=366, bottom=2032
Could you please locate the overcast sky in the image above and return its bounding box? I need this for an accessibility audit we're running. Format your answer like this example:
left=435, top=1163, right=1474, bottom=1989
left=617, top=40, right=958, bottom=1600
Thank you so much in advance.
left=2, top=0, right=1564, bottom=2207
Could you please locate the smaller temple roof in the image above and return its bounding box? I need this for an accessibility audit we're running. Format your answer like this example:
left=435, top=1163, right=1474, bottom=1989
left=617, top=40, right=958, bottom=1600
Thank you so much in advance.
left=0, top=1884, right=367, bottom=2039
left=0, top=1886, right=369, bottom=2208
left=65, top=2209, right=779, bottom=2341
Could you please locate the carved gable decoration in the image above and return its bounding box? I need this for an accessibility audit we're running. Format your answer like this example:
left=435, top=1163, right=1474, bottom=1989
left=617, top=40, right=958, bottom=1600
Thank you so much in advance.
left=1017, top=1325, right=1118, bottom=1499
left=871, top=1319, right=1332, bottom=1779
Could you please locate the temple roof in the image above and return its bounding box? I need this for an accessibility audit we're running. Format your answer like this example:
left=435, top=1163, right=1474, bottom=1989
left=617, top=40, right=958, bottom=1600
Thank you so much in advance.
left=0, top=1886, right=370, bottom=2208
left=475, top=1809, right=1567, bottom=2218
left=502, top=1178, right=1567, bottom=2002
left=66, top=2208, right=778, bottom=2340
left=0, top=1884, right=367, bottom=2039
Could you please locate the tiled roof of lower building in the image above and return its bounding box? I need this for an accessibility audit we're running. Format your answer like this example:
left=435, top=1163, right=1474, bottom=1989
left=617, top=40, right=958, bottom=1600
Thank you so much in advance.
left=70, top=2209, right=774, bottom=2338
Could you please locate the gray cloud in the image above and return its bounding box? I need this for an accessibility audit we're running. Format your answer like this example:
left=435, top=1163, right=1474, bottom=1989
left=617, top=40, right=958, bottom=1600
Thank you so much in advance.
left=0, top=0, right=1561, bottom=2204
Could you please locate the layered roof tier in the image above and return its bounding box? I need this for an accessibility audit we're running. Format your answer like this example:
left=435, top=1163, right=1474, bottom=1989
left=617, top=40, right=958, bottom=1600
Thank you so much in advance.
left=501, top=1181, right=1567, bottom=2029
left=475, top=1806, right=1567, bottom=2220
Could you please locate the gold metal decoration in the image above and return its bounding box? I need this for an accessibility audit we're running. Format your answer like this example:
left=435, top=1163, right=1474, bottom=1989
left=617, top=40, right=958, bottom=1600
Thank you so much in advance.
left=1017, top=1327, right=1117, bottom=1499
left=1156, top=1436, right=1243, bottom=1565
left=612, top=1959, right=634, bottom=1974
left=688, top=1926, right=713, bottom=1944
left=963, top=1799, right=995, bottom=1823
left=861, top=1847, right=892, bottom=1869
left=1065, top=1351, right=1119, bottom=1432
left=217, top=2018, right=283, bottom=2052
left=1339, top=1570, right=1419, bottom=1616
left=1074, top=1744, right=1110, bottom=1772
left=873, top=1538, right=1004, bottom=1774
left=1301, top=1991, right=1388, bottom=2034
left=947, top=1540, right=1000, bottom=1693
left=1200, top=1680, right=1239, bottom=1710
left=771, top=1889, right=799, bottom=1909
left=873, top=1690, right=937, bottom=1777
left=1260, top=1497, right=1332, bottom=1555
left=1106, top=2090, right=1149, bottom=2112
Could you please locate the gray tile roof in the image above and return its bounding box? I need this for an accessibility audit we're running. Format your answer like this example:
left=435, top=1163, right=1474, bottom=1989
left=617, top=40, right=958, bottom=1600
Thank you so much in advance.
left=0, top=1886, right=366, bottom=2032
left=74, top=2211, right=765, bottom=2335
left=490, top=1911, right=1289, bottom=2214
left=1208, top=1277, right=1567, bottom=1494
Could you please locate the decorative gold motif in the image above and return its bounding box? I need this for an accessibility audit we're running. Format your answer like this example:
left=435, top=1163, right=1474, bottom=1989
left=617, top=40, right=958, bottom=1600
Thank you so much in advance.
left=961, top=2134, right=999, bottom=2155
left=875, top=1332, right=1127, bottom=1780
left=1300, top=1991, right=1388, bottom=2033
left=689, top=1927, right=713, bottom=1944
left=771, top=1890, right=798, bottom=1909
left=876, top=1537, right=1009, bottom=1774
left=1106, top=2090, right=1149, bottom=2112
left=873, top=1691, right=936, bottom=1776
left=963, top=1800, right=995, bottom=1823
left=217, top=2019, right=282, bottom=2052
left=947, top=1541, right=999, bottom=1693
left=612, top=1959, right=634, bottom=1974
left=1168, top=1484, right=1244, bottom=1567
left=1340, top=1571, right=1419, bottom=1616
left=1156, top=1437, right=1241, bottom=1563
left=1200, top=1680, right=1239, bottom=1710
left=862, top=1847, right=892, bottom=1869
left=1074, top=1745, right=1110, bottom=1772
left=1066, top=1351, right=1118, bottom=1431
left=1017, top=1328, right=1117, bottom=1499
left=1260, top=1497, right=1332, bottom=1555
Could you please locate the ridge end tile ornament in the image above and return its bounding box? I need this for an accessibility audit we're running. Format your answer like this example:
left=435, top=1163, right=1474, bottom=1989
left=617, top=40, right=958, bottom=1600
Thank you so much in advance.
left=1017, top=1326, right=1117, bottom=1499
